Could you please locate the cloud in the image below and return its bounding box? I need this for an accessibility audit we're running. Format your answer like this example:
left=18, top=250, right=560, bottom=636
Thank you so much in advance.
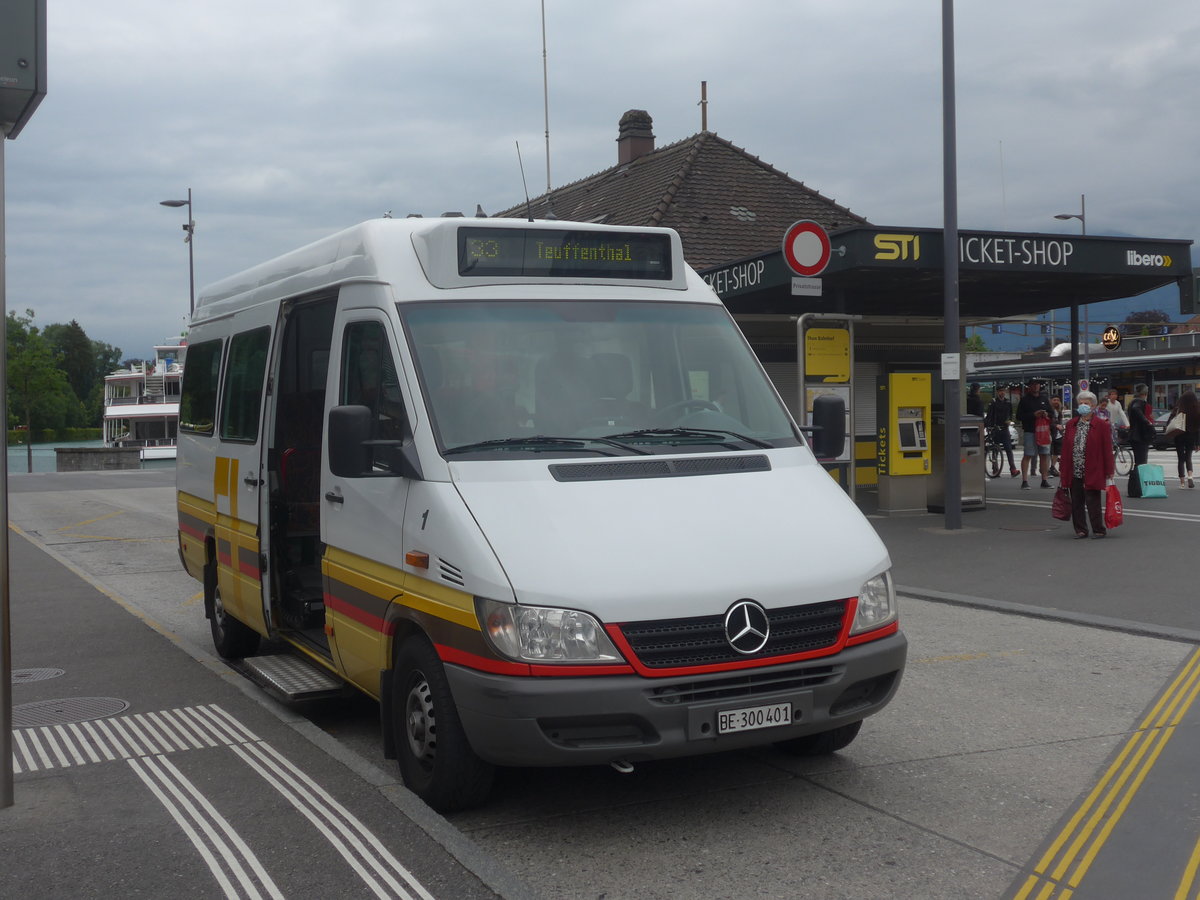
left=5, top=0, right=1198, bottom=359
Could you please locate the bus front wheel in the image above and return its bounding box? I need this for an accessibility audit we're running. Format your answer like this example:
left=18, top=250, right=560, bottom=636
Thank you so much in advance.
left=393, top=635, right=494, bottom=812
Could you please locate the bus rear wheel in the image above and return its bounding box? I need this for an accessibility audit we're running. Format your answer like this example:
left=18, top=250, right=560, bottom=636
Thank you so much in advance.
left=205, top=562, right=260, bottom=659
left=393, top=635, right=494, bottom=812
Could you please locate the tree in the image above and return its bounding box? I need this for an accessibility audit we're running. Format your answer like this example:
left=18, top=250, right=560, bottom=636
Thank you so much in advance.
left=964, top=334, right=989, bottom=352
left=6, top=310, right=76, bottom=472
left=43, top=320, right=95, bottom=402
left=1122, top=309, right=1171, bottom=336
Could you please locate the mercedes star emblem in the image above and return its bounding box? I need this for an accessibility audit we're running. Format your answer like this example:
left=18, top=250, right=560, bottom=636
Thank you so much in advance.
left=724, top=600, right=770, bottom=655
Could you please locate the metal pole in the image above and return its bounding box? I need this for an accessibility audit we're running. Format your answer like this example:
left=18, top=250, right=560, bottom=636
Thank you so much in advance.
left=1, top=130, right=14, bottom=810
left=941, top=0, right=961, bottom=530
left=1080, top=195, right=1088, bottom=384
left=541, top=0, right=551, bottom=195
left=186, top=188, right=195, bottom=317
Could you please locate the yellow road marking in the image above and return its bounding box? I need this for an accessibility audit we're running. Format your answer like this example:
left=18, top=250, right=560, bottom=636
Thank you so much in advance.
left=1176, top=832, right=1200, bottom=899
left=55, top=510, right=124, bottom=531
left=182, top=591, right=204, bottom=608
left=51, top=533, right=173, bottom=543
left=1013, top=648, right=1200, bottom=899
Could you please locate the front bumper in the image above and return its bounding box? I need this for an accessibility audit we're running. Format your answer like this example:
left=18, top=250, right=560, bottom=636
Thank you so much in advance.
left=445, top=630, right=907, bottom=767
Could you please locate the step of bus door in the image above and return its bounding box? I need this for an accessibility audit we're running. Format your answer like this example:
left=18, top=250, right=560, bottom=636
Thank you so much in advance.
left=242, top=653, right=346, bottom=701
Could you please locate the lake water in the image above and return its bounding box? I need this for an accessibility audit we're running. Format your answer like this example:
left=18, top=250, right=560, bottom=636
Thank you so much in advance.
left=7, top=441, right=176, bottom=475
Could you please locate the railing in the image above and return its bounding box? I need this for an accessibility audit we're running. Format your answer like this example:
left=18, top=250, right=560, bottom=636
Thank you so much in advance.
left=111, top=438, right=177, bottom=448
left=105, top=393, right=173, bottom=408
left=1123, top=331, right=1200, bottom=353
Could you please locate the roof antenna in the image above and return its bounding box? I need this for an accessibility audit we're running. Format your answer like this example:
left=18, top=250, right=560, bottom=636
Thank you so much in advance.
left=516, top=141, right=534, bottom=222
left=542, top=0, right=552, bottom=194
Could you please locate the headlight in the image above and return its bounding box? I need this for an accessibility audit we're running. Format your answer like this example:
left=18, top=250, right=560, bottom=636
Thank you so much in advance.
left=852, top=570, right=898, bottom=635
left=476, top=598, right=623, bottom=663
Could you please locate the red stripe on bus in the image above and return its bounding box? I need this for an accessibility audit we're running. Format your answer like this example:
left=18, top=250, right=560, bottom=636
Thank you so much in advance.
left=324, top=592, right=397, bottom=635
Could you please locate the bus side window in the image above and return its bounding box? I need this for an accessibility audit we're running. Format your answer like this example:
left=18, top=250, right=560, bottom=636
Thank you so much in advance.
left=180, top=338, right=222, bottom=435
left=219, top=327, right=270, bottom=442
left=340, top=321, right=407, bottom=470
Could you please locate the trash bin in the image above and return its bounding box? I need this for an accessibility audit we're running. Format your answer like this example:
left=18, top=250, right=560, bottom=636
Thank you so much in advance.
left=927, top=413, right=986, bottom=512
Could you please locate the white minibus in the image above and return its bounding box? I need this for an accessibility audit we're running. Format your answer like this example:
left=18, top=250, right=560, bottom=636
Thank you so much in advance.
left=176, top=217, right=906, bottom=811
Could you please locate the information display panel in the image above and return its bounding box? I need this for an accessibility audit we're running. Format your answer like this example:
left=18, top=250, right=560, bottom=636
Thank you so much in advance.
left=458, top=227, right=672, bottom=280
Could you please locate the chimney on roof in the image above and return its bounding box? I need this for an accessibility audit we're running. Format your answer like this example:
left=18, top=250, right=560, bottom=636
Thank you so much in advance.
left=617, top=109, right=655, bottom=165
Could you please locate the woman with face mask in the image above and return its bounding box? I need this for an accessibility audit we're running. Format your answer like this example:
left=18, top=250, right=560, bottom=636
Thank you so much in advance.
left=1060, top=390, right=1116, bottom=539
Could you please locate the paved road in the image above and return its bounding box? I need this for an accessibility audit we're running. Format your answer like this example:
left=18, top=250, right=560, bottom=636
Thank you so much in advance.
left=7, top=467, right=1200, bottom=899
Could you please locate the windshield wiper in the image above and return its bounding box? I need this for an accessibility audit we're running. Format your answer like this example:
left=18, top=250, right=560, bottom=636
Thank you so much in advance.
left=444, top=435, right=649, bottom=456
left=605, top=427, right=773, bottom=449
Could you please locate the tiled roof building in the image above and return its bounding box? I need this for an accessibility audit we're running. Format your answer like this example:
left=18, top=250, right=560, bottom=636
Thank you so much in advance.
left=496, top=110, right=868, bottom=270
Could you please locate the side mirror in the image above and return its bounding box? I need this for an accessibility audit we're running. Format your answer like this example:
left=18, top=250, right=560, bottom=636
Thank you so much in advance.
left=328, top=405, right=373, bottom=477
left=328, top=404, right=424, bottom=480
left=810, top=395, right=846, bottom=460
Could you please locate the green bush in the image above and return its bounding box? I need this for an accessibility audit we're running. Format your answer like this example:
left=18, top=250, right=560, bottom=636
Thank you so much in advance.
left=7, top=427, right=102, bottom=444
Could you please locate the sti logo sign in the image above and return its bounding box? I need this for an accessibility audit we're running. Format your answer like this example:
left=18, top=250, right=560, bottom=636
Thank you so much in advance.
left=874, top=234, right=921, bottom=261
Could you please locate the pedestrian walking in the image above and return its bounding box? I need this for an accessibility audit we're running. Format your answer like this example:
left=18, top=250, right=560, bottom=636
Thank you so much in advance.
left=1060, top=390, right=1115, bottom=539
left=1048, top=395, right=1064, bottom=477
left=1106, top=388, right=1129, bottom=437
left=1168, top=390, right=1200, bottom=488
left=985, top=386, right=1018, bottom=477
left=1127, top=383, right=1156, bottom=498
left=1017, top=379, right=1052, bottom=489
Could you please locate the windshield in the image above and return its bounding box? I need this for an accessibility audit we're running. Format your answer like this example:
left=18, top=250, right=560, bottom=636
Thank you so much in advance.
left=400, top=300, right=799, bottom=458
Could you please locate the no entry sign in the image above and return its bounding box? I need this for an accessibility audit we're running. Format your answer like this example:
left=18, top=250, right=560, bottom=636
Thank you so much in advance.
left=782, top=220, right=831, bottom=277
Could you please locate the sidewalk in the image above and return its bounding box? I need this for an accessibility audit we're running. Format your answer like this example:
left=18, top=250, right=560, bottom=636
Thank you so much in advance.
left=2, top=527, right=533, bottom=900
left=861, top=453, right=1200, bottom=639
left=5, top=467, right=1200, bottom=899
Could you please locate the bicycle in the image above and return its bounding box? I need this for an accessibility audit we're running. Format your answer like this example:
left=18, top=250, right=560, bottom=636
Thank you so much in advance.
left=1114, top=440, right=1133, bottom=476
left=985, top=425, right=1014, bottom=478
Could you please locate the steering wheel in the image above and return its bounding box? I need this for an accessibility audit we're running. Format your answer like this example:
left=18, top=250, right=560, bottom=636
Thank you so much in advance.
left=657, top=399, right=719, bottom=423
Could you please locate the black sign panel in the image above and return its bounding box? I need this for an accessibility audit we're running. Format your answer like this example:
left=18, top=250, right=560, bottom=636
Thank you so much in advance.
left=457, top=227, right=672, bottom=280
left=825, top=227, right=1192, bottom=277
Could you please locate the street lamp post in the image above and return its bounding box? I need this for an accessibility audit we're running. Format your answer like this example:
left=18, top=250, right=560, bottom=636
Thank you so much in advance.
left=159, top=188, right=195, bottom=317
left=1054, top=194, right=1087, bottom=389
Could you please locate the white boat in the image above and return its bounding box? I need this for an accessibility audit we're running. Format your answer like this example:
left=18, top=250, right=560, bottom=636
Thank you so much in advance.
left=103, top=338, right=186, bottom=461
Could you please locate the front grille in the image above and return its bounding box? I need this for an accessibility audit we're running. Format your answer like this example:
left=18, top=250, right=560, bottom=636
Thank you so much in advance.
left=648, top=664, right=842, bottom=706
left=618, top=599, right=846, bottom=669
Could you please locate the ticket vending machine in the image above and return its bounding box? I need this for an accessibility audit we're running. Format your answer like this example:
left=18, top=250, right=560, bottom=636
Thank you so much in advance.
left=876, top=373, right=932, bottom=514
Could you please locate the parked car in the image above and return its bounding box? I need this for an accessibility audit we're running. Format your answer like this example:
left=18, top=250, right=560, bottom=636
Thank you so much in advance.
left=1154, top=411, right=1174, bottom=451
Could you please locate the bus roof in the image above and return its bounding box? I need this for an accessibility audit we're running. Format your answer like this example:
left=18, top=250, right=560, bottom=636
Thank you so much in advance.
left=193, top=218, right=694, bottom=321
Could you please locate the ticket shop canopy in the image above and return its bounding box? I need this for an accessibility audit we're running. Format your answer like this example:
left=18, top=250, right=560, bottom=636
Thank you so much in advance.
left=700, top=226, right=1195, bottom=319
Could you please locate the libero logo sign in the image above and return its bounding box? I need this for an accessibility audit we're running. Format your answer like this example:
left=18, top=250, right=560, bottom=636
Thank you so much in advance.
left=1126, top=250, right=1173, bottom=268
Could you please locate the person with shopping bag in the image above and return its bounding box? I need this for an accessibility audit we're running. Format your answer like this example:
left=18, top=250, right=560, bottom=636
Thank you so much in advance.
left=1165, top=390, right=1200, bottom=488
left=1060, top=390, right=1116, bottom=539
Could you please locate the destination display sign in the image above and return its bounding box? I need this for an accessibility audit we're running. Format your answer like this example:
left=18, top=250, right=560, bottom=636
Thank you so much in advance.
left=457, top=227, right=672, bottom=280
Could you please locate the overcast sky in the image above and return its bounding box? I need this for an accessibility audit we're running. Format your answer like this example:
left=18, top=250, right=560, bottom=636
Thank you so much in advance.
left=5, top=0, right=1198, bottom=359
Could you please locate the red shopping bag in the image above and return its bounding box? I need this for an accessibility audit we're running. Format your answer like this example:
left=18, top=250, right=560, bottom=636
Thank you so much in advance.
left=1035, top=419, right=1052, bottom=447
left=1052, top=486, right=1071, bottom=521
left=1105, top=484, right=1123, bottom=529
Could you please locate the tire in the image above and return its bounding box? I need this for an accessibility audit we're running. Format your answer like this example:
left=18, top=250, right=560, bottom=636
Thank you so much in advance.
left=206, top=562, right=260, bottom=659
left=1114, top=447, right=1132, bottom=477
left=393, top=635, right=494, bottom=812
left=987, top=448, right=1002, bottom=478
left=774, top=720, right=863, bottom=756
